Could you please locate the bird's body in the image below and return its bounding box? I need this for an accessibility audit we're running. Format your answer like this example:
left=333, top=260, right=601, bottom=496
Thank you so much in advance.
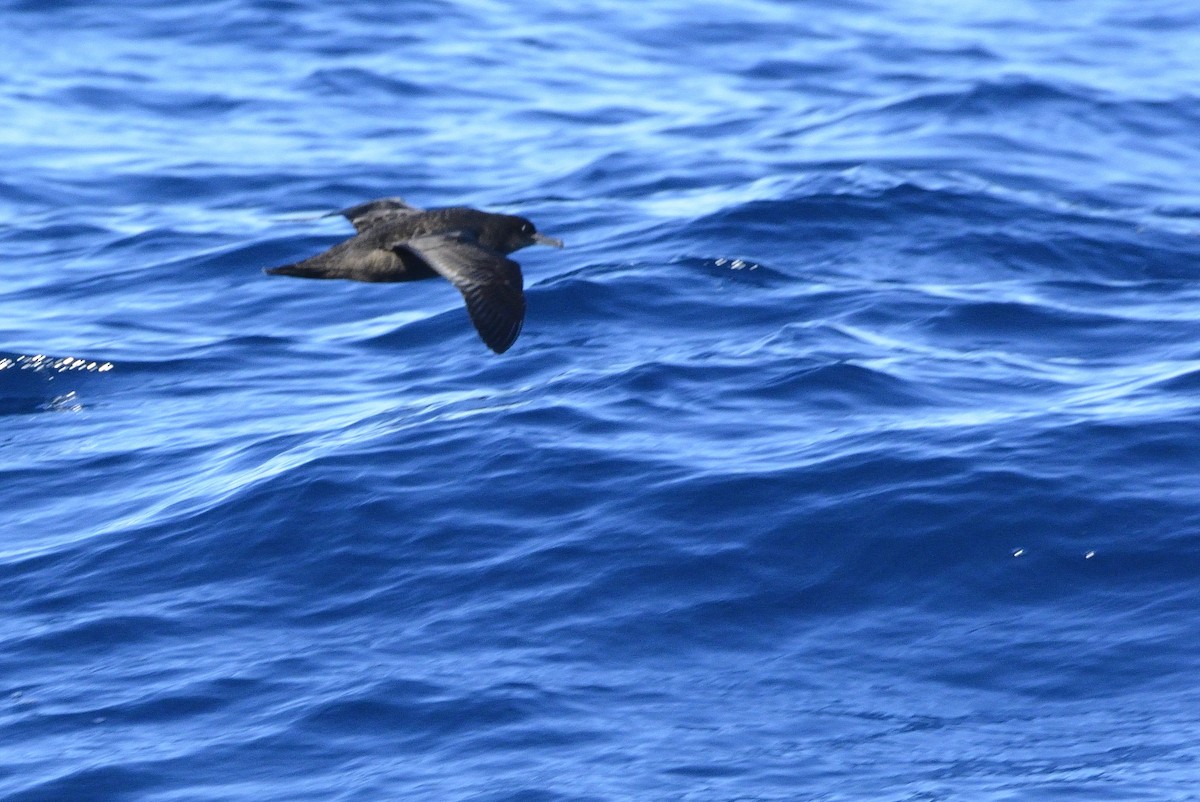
left=265, top=198, right=562, bottom=353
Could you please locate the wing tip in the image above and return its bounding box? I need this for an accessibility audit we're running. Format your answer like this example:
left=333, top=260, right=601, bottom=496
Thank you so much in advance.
left=468, top=295, right=525, bottom=354
left=483, top=322, right=523, bottom=354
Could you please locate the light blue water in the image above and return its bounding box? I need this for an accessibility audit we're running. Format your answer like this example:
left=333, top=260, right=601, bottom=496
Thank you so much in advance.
left=3, top=2, right=1200, bottom=800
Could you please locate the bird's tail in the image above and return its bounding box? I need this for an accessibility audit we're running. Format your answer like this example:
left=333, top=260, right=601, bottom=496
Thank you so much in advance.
left=264, top=262, right=337, bottom=279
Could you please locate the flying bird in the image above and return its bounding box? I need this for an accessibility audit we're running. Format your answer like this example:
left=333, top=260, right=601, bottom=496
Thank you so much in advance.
left=265, top=197, right=563, bottom=353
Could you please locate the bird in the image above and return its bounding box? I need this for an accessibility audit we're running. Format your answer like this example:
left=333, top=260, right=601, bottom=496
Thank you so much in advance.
left=264, top=197, right=563, bottom=354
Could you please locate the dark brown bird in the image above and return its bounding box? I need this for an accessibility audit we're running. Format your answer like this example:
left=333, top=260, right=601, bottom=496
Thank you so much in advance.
left=265, top=197, right=563, bottom=353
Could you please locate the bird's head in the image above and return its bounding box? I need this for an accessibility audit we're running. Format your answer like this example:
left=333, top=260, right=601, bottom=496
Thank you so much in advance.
left=505, top=217, right=564, bottom=252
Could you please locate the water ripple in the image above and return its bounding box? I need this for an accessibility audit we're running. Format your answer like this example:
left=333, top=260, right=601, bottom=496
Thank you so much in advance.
left=4, top=1, right=1200, bottom=800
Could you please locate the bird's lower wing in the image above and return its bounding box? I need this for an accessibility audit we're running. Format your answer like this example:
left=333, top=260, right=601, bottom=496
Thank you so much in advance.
left=396, top=233, right=525, bottom=354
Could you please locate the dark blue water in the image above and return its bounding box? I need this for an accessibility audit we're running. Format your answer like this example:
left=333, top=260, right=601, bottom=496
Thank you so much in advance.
left=4, top=2, right=1200, bottom=799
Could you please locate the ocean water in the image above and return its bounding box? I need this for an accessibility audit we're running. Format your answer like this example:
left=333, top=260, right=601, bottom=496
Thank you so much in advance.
left=3, top=1, right=1200, bottom=799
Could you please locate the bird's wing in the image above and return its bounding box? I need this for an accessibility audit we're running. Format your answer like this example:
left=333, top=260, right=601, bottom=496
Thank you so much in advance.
left=335, top=197, right=423, bottom=233
left=395, top=233, right=526, bottom=354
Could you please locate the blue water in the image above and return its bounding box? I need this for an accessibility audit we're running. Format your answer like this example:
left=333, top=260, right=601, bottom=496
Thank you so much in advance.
left=4, top=1, right=1200, bottom=799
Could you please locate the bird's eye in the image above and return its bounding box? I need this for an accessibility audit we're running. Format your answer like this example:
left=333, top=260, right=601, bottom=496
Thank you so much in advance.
left=521, top=222, right=533, bottom=233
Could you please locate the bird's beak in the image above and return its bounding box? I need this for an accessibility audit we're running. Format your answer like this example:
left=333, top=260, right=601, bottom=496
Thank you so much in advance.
left=532, top=233, right=564, bottom=248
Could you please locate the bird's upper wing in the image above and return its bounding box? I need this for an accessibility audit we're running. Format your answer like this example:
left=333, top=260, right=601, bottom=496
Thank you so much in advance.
left=336, top=197, right=423, bottom=233
left=394, top=232, right=525, bottom=354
